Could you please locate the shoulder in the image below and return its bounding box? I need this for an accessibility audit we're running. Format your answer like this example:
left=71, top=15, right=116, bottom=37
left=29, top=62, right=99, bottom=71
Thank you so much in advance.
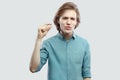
left=76, top=34, right=88, bottom=42
left=75, top=34, right=89, bottom=46
left=43, top=34, right=58, bottom=44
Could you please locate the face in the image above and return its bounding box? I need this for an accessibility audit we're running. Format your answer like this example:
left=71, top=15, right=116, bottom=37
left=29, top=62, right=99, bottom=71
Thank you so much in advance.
left=58, top=10, right=77, bottom=35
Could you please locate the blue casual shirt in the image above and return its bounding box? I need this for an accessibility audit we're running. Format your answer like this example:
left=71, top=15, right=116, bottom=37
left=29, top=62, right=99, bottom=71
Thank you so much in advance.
left=35, top=33, right=91, bottom=80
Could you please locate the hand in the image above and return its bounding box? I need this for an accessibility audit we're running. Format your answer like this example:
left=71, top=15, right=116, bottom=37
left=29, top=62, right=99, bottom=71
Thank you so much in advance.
left=37, top=24, right=52, bottom=39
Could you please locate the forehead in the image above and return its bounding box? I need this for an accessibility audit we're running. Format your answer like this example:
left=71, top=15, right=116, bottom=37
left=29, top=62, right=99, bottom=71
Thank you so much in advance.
left=61, top=10, right=77, bottom=17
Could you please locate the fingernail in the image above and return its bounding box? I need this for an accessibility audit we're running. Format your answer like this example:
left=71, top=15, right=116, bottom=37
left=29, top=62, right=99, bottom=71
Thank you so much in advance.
left=46, top=24, right=52, bottom=25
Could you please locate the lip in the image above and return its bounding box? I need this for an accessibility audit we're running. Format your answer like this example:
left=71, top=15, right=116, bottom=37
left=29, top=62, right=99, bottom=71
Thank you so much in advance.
left=65, top=26, right=71, bottom=30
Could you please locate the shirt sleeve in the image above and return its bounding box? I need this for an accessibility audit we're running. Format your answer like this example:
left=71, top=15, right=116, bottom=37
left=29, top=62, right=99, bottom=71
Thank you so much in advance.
left=82, top=41, right=91, bottom=78
left=35, top=41, right=49, bottom=72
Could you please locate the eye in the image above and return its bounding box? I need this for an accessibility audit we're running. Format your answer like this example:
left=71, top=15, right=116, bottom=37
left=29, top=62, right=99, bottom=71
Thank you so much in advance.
left=71, top=17, right=75, bottom=20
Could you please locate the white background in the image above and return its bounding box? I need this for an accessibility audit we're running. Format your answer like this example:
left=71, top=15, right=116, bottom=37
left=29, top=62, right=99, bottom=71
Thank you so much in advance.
left=0, top=0, right=120, bottom=80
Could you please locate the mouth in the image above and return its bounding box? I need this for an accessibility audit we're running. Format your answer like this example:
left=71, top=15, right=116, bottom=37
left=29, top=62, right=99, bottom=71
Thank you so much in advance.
left=65, top=26, right=71, bottom=30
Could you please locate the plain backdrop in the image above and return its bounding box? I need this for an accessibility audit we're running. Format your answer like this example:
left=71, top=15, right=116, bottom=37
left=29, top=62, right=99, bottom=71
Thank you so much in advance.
left=0, top=0, right=120, bottom=80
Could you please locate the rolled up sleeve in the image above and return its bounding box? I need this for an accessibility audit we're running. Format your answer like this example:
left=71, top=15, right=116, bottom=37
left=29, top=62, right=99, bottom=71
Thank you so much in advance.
left=35, top=41, right=49, bottom=72
left=82, top=42, right=91, bottom=78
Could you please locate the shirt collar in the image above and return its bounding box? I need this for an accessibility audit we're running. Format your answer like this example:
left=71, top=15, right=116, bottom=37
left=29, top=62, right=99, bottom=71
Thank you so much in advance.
left=57, top=32, right=76, bottom=40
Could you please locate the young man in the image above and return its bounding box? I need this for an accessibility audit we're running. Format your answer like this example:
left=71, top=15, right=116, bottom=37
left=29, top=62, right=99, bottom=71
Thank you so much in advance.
left=30, top=2, right=91, bottom=80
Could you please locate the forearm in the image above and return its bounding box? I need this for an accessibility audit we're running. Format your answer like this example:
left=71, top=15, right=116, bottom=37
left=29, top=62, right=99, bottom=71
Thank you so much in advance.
left=30, top=39, right=42, bottom=73
left=83, top=78, right=91, bottom=80
left=29, top=24, right=51, bottom=73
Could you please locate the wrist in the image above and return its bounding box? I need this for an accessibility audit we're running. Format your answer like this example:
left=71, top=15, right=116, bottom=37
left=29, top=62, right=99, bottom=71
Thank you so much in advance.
left=36, top=38, right=42, bottom=42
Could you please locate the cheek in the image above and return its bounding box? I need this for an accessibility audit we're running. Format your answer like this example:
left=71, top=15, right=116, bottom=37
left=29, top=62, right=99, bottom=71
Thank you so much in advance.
left=74, top=21, right=77, bottom=25
left=72, top=21, right=77, bottom=25
left=59, top=21, right=66, bottom=27
left=72, top=22, right=77, bottom=29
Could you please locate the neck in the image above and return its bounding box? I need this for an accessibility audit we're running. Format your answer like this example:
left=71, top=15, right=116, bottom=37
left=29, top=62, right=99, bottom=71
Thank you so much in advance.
left=60, top=31, right=73, bottom=40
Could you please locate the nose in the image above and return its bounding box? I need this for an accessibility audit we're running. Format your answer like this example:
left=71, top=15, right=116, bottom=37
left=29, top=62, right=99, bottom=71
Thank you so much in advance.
left=66, top=19, right=71, bottom=25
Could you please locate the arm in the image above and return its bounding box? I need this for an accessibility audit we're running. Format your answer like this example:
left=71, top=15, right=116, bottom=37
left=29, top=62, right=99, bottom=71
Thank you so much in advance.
left=83, top=78, right=91, bottom=80
left=29, top=24, right=52, bottom=73
left=82, top=42, right=91, bottom=79
left=29, top=39, right=42, bottom=73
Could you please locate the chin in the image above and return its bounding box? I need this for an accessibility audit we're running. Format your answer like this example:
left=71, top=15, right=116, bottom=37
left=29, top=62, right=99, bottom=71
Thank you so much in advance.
left=64, top=30, right=73, bottom=34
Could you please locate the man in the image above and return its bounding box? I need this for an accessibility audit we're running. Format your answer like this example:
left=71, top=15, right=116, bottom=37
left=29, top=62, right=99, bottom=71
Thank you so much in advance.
left=29, top=2, right=91, bottom=80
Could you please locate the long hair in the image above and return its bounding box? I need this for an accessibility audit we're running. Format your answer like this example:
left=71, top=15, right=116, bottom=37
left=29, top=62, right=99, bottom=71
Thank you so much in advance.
left=53, top=2, right=80, bottom=32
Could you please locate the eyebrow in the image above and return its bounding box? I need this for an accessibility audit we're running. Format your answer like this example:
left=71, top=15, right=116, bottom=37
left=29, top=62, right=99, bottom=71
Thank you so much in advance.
left=62, top=16, right=76, bottom=20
